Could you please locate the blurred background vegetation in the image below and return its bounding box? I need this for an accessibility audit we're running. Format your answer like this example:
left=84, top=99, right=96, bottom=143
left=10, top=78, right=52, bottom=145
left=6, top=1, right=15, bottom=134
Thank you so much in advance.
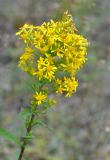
left=0, top=0, right=110, bottom=160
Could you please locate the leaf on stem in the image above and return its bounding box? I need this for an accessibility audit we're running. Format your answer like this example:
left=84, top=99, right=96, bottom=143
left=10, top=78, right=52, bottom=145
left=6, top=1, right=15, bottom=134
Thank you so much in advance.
left=0, top=128, right=20, bottom=146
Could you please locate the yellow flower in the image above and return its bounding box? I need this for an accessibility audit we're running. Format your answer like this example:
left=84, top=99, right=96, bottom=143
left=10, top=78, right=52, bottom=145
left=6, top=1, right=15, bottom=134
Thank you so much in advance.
left=35, top=57, right=57, bottom=81
left=32, top=70, right=44, bottom=80
left=56, top=85, right=63, bottom=94
left=18, top=47, right=34, bottom=73
left=61, top=63, right=76, bottom=76
left=56, top=78, right=62, bottom=85
left=63, top=77, right=78, bottom=97
left=37, top=57, right=46, bottom=69
left=45, top=54, right=54, bottom=63
left=33, top=92, right=47, bottom=105
left=38, top=45, right=49, bottom=53
left=19, top=48, right=34, bottom=61
left=43, top=62, right=57, bottom=81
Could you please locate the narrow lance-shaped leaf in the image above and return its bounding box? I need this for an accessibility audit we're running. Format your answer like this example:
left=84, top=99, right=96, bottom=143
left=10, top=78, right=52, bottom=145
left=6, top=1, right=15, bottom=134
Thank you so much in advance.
left=33, top=120, right=54, bottom=132
left=0, top=128, right=20, bottom=145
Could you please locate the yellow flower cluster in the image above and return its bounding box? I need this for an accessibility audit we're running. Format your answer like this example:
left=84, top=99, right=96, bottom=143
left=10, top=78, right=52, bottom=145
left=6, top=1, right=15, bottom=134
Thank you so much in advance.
left=16, top=11, right=88, bottom=101
left=56, top=77, right=78, bottom=97
left=18, top=47, right=34, bottom=73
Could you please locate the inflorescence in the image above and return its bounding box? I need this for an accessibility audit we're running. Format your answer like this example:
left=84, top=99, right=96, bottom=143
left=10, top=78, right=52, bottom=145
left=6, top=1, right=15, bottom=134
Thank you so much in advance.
left=16, top=11, right=88, bottom=105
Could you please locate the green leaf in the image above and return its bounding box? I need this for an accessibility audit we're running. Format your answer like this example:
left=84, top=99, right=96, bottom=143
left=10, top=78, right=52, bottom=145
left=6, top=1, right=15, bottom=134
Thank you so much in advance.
left=20, top=108, right=31, bottom=118
left=0, top=128, right=20, bottom=145
left=24, top=157, right=30, bottom=160
left=34, top=120, right=54, bottom=132
left=20, top=108, right=32, bottom=124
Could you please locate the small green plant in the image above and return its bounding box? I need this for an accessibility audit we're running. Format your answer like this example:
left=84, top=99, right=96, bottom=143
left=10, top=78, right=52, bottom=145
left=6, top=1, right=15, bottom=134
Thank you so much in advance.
left=0, top=11, right=88, bottom=160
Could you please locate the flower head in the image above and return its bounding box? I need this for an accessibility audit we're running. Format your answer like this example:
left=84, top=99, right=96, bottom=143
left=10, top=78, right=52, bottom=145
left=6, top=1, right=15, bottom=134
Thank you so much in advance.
left=16, top=11, right=88, bottom=98
left=33, top=92, right=47, bottom=105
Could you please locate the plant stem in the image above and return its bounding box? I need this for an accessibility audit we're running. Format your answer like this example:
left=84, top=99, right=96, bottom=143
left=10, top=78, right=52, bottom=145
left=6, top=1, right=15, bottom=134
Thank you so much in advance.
left=18, top=113, right=35, bottom=160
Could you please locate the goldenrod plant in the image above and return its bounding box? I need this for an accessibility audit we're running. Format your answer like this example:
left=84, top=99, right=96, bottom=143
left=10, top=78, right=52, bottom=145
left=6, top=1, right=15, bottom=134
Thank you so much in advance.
left=7, top=11, right=89, bottom=160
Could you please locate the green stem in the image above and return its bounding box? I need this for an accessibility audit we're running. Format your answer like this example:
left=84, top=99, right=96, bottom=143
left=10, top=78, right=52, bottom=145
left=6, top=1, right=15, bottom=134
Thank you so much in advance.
left=18, top=113, right=35, bottom=160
